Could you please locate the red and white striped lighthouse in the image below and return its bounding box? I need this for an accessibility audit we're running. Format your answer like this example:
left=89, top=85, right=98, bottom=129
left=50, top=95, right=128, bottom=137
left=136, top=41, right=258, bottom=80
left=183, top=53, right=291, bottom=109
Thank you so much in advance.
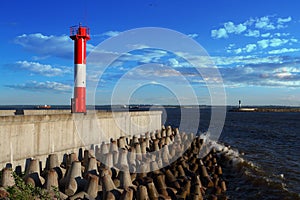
left=70, top=24, right=90, bottom=113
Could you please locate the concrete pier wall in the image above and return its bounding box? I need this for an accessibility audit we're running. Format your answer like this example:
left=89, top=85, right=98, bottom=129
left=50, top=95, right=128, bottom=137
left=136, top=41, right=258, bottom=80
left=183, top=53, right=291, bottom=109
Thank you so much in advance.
left=0, top=110, right=162, bottom=169
left=0, top=109, right=72, bottom=116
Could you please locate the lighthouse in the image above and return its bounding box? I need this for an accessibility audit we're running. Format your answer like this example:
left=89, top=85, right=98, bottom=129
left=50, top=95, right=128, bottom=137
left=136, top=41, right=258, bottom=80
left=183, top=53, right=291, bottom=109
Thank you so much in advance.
left=70, top=24, right=90, bottom=113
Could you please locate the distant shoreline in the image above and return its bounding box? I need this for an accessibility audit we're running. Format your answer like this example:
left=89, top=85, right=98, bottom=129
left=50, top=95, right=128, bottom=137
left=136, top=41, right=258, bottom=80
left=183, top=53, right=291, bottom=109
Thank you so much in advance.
left=229, top=107, right=300, bottom=112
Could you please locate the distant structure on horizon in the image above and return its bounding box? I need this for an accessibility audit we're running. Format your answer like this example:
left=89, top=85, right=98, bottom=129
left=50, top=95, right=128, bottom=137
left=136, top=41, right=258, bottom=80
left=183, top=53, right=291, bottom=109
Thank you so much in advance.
left=239, top=100, right=241, bottom=108
left=70, top=24, right=90, bottom=113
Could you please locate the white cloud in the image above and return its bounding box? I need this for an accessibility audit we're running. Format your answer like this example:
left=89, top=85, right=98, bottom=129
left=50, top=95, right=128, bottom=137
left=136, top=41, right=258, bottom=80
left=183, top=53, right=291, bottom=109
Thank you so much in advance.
left=251, top=15, right=293, bottom=31
left=101, top=31, right=121, bottom=37
left=261, top=33, right=271, bottom=38
left=126, top=44, right=150, bottom=49
left=277, top=16, right=292, bottom=24
left=12, top=61, right=71, bottom=77
left=274, top=67, right=300, bottom=73
left=228, top=42, right=257, bottom=54
left=243, top=18, right=255, bottom=26
left=168, top=58, right=180, bottom=67
left=211, top=55, right=284, bottom=66
left=274, top=32, right=290, bottom=37
left=276, top=24, right=285, bottom=29
left=282, top=33, right=290, bottom=37
left=255, top=16, right=292, bottom=30
left=236, top=24, right=247, bottom=33
left=6, top=81, right=72, bottom=92
left=275, top=72, right=292, bottom=79
left=221, top=22, right=235, bottom=32
left=187, top=33, right=199, bottom=39
left=212, top=15, right=294, bottom=40
left=290, top=38, right=298, bottom=43
left=268, top=48, right=300, bottom=54
left=233, top=34, right=298, bottom=54
left=245, top=30, right=260, bottom=37
left=269, top=38, right=289, bottom=47
left=255, top=16, right=276, bottom=30
left=257, top=38, right=296, bottom=50
left=219, top=60, right=300, bottom=88
left=14, top=33, right=94, bottom=59
left=228, top=43, right=235, bottom=48
left=226, top=43, right=236, bottom=53
left=127, top=65, right=182, bottom=78
left=245, top=44, right=257, bottom=52
left=125, top=49, right=168, bottom=63
left=257, top=39, right=269, bottom=49
left=211, top=28, right=228, bottom=39
left=92, top=48, right=300, bottom=89
left=273, top=66, right=298, bottom=79
left=14, top=33, right=71, bottom=58
left=234, top=48, right=242, bottom=54
left=211, top=21, right=247, bottom=39
left=224, top=21, right=247, bottom=34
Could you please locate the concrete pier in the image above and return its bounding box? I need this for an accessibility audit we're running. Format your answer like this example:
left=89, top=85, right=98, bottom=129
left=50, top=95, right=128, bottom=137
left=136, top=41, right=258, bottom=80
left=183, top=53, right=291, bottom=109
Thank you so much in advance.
left=0, top=110, right=162, bottom=169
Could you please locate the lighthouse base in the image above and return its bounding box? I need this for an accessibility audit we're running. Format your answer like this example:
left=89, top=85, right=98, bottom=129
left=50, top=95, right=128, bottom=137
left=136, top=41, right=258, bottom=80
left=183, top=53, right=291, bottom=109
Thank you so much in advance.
left=71, top=98, right=86, bottom=113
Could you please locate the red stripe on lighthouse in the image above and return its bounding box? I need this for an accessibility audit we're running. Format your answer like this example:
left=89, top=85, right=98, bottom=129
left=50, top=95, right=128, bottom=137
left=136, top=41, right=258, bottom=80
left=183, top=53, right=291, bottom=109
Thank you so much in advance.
left=74, top=38, right=86, bottom=64
left=74, top=87, right=86, bottom=112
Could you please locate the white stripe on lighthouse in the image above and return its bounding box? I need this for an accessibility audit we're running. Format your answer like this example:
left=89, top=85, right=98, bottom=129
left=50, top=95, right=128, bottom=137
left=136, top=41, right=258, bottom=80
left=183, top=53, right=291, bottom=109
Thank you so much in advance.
left=75, top=64, right=86, bottom=87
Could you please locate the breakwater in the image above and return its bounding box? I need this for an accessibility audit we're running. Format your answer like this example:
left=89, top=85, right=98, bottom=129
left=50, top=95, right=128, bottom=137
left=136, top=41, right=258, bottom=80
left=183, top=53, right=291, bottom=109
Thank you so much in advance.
left=0, top=126, right=228, bottom=199
left=0, top=110, right=162, bottom=169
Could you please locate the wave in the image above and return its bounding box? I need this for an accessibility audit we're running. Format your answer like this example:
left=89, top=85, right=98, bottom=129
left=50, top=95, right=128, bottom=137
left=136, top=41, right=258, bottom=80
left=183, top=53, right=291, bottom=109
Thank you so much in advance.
left=198, top=132, right=245, bottom=165
left=198, top=133, right=300, bottom=200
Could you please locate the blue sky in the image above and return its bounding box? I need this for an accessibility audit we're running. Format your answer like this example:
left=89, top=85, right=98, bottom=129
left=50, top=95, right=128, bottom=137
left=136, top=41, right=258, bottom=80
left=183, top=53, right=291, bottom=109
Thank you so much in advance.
left=1, top=0, right=300, bottom=106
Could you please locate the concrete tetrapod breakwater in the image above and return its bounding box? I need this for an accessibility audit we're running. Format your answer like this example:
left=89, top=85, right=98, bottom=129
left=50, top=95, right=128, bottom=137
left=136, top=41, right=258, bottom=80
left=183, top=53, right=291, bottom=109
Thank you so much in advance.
left=0, top=126, right=228, bottom=200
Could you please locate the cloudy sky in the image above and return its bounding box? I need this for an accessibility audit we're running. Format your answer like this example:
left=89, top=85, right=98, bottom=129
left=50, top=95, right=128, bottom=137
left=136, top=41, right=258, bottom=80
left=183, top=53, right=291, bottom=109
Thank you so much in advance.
left=1, top=0, right=300, bottom=106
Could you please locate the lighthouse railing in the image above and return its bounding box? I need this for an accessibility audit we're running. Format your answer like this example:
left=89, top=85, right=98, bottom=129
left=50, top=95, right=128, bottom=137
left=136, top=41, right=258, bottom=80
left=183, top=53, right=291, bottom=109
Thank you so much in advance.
left=70, top=25, right=90, bottom=37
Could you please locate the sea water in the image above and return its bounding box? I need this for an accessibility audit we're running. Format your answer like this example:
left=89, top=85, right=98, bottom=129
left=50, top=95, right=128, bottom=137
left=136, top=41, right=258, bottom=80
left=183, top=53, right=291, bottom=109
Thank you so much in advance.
left=163, top=107, right=300, bottom=200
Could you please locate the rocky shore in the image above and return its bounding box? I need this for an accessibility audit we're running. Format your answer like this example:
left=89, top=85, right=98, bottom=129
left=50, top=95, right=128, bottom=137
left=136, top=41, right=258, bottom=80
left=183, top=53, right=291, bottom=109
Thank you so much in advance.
left=0, top=126, right=228, bottom=200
